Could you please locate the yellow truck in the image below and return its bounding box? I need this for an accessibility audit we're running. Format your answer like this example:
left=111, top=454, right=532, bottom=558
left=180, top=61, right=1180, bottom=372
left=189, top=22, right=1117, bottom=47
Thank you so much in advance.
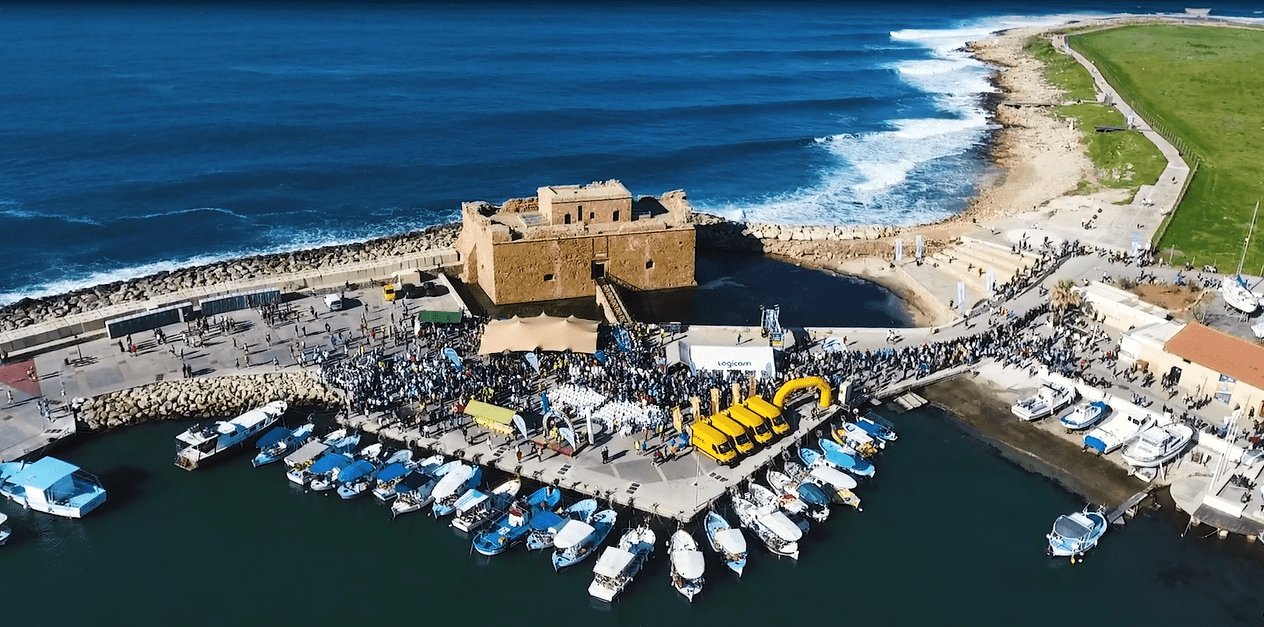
left=707, top=412, right=755, bottom=455
left=727, top=405, right=774, bottom=444
left=744, top=395, right=791, bottom=435
left=689, top=421, right=738, bottom=465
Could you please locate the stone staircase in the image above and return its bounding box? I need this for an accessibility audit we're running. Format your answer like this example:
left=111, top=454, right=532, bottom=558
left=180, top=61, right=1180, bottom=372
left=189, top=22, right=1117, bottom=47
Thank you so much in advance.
left=905, top=237, right=1039, bottom=311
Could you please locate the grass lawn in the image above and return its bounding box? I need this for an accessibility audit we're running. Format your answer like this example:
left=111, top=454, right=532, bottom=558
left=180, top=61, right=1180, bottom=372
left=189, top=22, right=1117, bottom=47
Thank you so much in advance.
left=1026, top=36, right=1165, bottom=201
left=1069, top=25, right=1264, bottom=271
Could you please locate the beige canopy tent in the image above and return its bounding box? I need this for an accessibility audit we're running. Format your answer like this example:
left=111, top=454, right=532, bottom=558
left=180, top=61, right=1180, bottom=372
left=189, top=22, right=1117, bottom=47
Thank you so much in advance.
left=478, top=313, right=600, bottom=355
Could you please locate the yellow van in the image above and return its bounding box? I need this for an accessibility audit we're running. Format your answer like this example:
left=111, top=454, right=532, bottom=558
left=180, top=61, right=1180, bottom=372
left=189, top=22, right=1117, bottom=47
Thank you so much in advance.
left=727, top=405, right=774, bottom=444
left=744, top=395, right=791, bottom=435
left=690, top=421, right=738, bottom=465
left=708, top=412, right=755, bottom=454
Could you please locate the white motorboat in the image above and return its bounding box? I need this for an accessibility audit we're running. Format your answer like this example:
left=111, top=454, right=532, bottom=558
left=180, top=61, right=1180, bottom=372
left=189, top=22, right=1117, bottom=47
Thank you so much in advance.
left=0, top=513, right=9, bottom=546
left=1011, top=384, right=1076, bottom=421
left=731, top=495, right=799, bottom=560
left=588, top=524, right=656, bottom=602
left=1084, top=413, right=1152, bottom=454
left=175, top=400, right=287, bottom=470
left=1060, top=401, right=1111, bottom=431
left=668, top=529, right=705, bottom=602
left=0, top=457, right=107, bottom=519
left=1047, top=507, right=1108, bottom=559
left=1121, top=423, right=1195, bottom=467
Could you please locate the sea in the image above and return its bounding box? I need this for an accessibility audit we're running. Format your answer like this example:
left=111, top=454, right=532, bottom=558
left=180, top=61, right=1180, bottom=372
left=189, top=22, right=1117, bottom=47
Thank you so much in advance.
left=5, top=3, right=1264, bottom=625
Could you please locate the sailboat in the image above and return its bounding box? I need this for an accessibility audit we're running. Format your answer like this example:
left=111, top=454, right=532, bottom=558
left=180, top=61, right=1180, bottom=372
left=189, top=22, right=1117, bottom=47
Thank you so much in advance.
left=668, top=529, right=705, bottom=602
left=703, top=511, right=747, bottom=577
left=1223, top=200, right=1262, bottom=314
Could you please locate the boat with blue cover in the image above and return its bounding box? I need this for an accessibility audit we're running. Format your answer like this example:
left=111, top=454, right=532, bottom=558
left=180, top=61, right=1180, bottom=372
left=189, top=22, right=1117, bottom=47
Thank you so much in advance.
left=431, top=463, right=483, bottom=517
left=528, top=497, right=597, bottom=551
left=472, top=486, right=563, bottom=556
left=252, top=422, right=315, bottom=468
left=307, top=453, right=354, bottom=492
left=856, top=412, right=898, bottom=442
left=552, top=508, right=617, bottom=570
left=338, top=450, right=412, bottom=499
left=588, top=523, right=656, bottom=602
left=374, top=454, right=443, bottom=503
left=816, top=439, right=875, bottom=477
left=0, top=457, right=107, bottom=519
left=1046, top=507, right=1108, bottom=560
left=768, top=469, right=829, bottom=523
left=390, top=460, right=458, bottom=519
left=285, top=429, right=360, bottom=486
left=452, top=478, right=521, bottom=533
left=703, top=511, right=747, bottom=577
left=1060, top=401, right=1111, bottom=431
left=795, top=459, right=862, bottom=511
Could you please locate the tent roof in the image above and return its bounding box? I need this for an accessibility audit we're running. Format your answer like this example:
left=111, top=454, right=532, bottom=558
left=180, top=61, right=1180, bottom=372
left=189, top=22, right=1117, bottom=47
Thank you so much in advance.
left=464, top=400, right=515, bottom=425
left=478, top=314, right=600, bottom=355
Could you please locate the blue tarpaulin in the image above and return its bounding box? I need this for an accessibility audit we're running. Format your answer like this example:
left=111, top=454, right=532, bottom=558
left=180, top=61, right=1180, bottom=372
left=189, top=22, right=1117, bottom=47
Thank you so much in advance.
left=374, top=462, right=409, bottom=483
left=309, top=453, right=352, bottom=474
left=256, top=426, right=292, bottom=450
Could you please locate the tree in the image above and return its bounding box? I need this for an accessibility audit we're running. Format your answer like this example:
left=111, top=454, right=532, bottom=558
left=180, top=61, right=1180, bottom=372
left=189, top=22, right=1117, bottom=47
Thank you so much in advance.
left=1049, top=279, right=1083, bottom=312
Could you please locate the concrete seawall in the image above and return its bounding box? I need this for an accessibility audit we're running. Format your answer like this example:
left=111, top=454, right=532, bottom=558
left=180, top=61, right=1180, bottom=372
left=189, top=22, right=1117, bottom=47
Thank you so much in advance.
left=80, top=372, right=341, bottom=431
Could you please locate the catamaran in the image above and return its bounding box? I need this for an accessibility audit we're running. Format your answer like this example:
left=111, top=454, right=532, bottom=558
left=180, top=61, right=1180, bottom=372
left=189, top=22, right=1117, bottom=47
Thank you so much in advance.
left=0, top=457, right=107, bottom=519
left=668, top=529, right=705, bottom=602
left=175, top=400, right=287, bottom=470
left=703, top=511, right=747, bottom=577
left=588, top=524, right=656, bottom=602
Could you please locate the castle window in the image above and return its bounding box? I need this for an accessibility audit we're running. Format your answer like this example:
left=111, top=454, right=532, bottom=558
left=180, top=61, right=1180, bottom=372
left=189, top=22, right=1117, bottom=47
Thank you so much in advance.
left=645, top=260, right=654, bottom=269
left=563, top=214, right=571, bottom=225
left=543, top=274, right=554, bottom=282
left=613, top=210, right=620, bottom=221
left=590, top=212, right=595, bottom=219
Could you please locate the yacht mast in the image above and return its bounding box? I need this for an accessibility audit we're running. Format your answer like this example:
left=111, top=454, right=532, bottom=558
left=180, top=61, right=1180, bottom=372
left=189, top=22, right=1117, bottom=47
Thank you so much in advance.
left=1236, top=200, right=1259, bottom=276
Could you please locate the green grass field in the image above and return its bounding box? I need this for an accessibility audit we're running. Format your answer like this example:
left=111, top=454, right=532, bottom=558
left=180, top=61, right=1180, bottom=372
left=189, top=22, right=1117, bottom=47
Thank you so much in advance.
left=1069, top=25, right=1264, bottom=271
left=1026, top=37, right=1166, bottom=201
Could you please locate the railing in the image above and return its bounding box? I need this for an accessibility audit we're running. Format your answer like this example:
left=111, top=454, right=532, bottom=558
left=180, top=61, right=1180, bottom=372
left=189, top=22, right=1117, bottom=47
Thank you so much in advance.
left=594, top=276, right=633, bottom=326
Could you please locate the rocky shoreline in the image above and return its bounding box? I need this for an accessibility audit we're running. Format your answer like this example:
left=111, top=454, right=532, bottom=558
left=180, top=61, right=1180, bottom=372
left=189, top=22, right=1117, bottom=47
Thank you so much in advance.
left=79, top=372, right=342, bottom=431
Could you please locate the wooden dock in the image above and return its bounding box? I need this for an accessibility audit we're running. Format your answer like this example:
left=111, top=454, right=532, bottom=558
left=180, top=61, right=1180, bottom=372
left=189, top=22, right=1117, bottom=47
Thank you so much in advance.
left=1106, top=485, right=1157, bottom=525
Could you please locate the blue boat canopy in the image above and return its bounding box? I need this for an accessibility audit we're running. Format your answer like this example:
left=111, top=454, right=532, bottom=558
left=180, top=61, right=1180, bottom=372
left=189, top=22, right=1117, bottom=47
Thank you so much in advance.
left=256, top=426, right=293, bottom=450
left=531, top=510, right=564, bottom=531
left=398, top=471, right=430, bottom=491
left=1084, top=436, right=1107, bottom=454
left=338, top=460, right=376, bottom=483
left=310, top=453, right=352, bottom=474
left=375, top=462, right=409, bottom=483
left=4, top=458, right=80, bottom=490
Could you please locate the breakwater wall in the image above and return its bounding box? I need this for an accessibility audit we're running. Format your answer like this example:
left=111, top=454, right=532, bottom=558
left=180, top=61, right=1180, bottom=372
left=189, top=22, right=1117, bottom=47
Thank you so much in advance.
left=0, top=224, right=460, bottom=335
left=692, top=214, right=905, bottom=253
left=80, top=372, right=341, bottom=431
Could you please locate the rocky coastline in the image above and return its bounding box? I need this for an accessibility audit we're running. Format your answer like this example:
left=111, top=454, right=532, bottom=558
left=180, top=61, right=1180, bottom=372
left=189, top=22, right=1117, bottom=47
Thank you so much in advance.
left=79, top=372, right=341, bottom=432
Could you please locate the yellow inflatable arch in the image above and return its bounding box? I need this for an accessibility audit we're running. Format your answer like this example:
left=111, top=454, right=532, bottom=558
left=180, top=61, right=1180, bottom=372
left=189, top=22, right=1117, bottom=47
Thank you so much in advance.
left=773, top=376, right=832, bottom=409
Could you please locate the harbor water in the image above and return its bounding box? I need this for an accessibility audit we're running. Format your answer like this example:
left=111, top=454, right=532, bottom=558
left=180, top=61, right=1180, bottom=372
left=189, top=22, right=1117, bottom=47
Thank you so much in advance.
left=4, top=403, right=1263, bottom=626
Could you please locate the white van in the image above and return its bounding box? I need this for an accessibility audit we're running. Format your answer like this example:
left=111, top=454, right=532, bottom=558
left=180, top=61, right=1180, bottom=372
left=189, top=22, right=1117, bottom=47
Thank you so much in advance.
left=324, top=294, right=344, bottom=311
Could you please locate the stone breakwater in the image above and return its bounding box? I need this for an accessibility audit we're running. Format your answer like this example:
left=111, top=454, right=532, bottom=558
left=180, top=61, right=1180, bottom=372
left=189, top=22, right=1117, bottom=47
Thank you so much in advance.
left=80, top=372, right=341, bottom=431
left=0, top=223, right=460, bottom=333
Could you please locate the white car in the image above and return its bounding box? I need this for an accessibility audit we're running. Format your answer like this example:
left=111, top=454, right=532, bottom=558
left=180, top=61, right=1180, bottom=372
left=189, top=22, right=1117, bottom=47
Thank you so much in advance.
left=324, top=294, right=344, bottom=311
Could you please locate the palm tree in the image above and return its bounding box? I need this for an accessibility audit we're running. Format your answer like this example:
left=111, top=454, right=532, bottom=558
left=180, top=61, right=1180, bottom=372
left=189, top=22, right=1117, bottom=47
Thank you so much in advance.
left=1049, top=279, right=1082, bottom=312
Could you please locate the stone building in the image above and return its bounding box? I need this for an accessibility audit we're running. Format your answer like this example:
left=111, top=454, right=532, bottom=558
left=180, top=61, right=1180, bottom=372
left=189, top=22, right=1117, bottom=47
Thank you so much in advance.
left=454, top=181, right=696, bottom=305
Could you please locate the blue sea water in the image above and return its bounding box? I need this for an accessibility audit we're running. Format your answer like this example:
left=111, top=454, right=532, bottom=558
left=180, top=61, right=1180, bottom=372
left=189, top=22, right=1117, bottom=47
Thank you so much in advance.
left=1, top=1, right=1259, bottom=306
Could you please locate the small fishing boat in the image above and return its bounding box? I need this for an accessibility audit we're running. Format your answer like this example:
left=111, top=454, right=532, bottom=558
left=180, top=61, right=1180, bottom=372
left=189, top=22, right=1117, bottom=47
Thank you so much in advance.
left=1046, top=507, right=1108, bottom=560
left=817, top=439, right=875, bottom=478
left=338, top=449, right=412, bottom=499
left=1121, top=423, right=1195, bottom=468
left=390, top=461, right=458, bottom=519
left=748, top=482, right=808, bottom=534
left=1060, top=401, right=1111, bottom=431
left=669, top=529, right=705, bottom=602
left=528, top=497, right=597, bottom=551
left=832, top=422, right=881, bottom=457
left=1084, top=413, right=1152, bottom=455
left=731, top=495, right=799, bottom=560
left=374, top=454, right=443, bottom=503
left=805, top=464, right=862, bottom=510
left=252, top=422, right=315, bottom=468
left=307, top=453, right=354, bottom=492
left=0, top=457, right=107, bottom=519
left=1010, top=384, right=1076, bottom=421
left=856, top=412, right=898, bottom=442
left=768, top=469, right=828, bottom=523
left=472, top=486, right=563, bottom=556
left=431, top=463, right=483, bottom=517
left=588, top=524, right=656, bottom=602
left=452, top=478, right=521, bottom=533
left=285, top=430, right=360, bottom=486
left=0, top=513, right=9, bottom=546
left=175, top=400, right=287, bottom=470
left=552, top=508, right=617, bottom=570
left=703, top=511, right=747, bottom=577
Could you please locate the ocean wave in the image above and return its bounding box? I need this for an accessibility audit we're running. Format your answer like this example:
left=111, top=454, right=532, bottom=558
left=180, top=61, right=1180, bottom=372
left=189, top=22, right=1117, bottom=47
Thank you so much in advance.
left=710, top=12, right=1106, bottom=226
left=0, top=201, right=103, bottom=226
left=119, top=207, right=249, bottom=221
